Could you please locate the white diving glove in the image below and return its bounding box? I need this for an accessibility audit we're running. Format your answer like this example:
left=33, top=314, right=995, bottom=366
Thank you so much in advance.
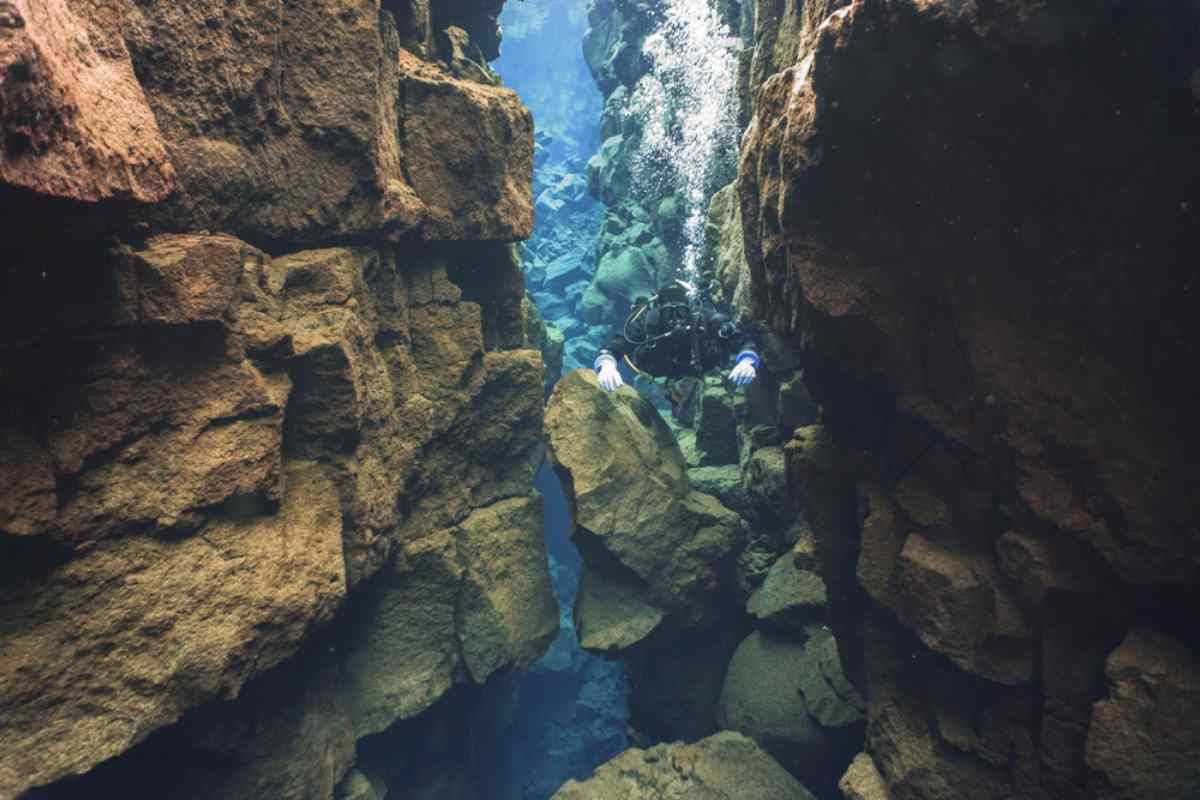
left=729, top=351, right=759, bottom=386
left=595, top=352, right=626, bottom=391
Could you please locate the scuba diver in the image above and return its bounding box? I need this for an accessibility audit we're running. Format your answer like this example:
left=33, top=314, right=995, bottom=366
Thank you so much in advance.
left=593, top=279, right=761, bottom=417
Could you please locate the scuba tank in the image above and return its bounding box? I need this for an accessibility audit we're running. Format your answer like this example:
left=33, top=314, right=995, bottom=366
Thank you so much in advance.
left=620, top=278, right=716, bottom=377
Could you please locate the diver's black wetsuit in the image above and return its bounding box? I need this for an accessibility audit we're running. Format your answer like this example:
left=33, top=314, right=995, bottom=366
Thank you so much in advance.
left=598, top=289, right=761, bottom=380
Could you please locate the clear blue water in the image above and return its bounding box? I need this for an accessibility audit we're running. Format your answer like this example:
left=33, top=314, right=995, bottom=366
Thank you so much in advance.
left=465, top=4, right=631, bottom=798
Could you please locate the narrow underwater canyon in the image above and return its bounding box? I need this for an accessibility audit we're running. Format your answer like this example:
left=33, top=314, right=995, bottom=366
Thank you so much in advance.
left=1, top=1, right=1198, bottom=799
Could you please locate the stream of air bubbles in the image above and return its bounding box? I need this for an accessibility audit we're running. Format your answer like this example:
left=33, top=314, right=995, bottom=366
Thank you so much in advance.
left=628, top=0, right=742, bottom=283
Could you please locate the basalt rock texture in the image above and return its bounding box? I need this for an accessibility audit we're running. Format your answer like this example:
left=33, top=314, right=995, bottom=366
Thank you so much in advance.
left=738, top=1, right=1200, bottom=799
left=0, top=2, right=550, bottom=798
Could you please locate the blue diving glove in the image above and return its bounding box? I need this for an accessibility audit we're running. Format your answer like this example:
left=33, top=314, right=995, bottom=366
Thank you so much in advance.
left=729, top=351, right=759, bottom=386
left=595, top=352, right=625, bottom=391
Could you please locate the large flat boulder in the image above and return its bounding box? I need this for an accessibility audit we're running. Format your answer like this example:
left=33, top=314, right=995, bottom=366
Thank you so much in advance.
left=552, top=731, right=817, bottom=800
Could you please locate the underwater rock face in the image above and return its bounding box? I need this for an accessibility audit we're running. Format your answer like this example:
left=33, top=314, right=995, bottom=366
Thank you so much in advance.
left=739, top=1, right=1200, bottom=798
left=552, top=731, right=818, bottom=800
left=119, top=0, right=531, bottom=246
left=0, top=0, right=175, bottom=202
left=0, top=0, right=548, bottom=783
left=343, top=494, right=558, bottom=737
left=0, top=460, right=346, bottom=796
left=0, top=232, right=551, bottom=798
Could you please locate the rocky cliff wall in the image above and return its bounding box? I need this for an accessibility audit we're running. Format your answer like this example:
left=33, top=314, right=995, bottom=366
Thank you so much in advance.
left=0, top=2, right=555, bottom=798
left=739, top=1, right=1200, bottom=798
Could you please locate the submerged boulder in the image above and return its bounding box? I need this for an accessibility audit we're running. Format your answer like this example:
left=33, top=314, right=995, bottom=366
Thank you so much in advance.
left=552, top=731, right=817, bottom=800
left=0, top=462, right=347, bottom=795
left=716, top=631, right=831, bottom=790
left=545, top=370, right=745, bottom=637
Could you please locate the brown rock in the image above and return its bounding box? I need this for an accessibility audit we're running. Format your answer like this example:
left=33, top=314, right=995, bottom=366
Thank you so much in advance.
left=342, top=529, right=465, bottom=738
left=855, top=484, right=905, bottom=608
left=704, top=181, right=752, bottom=315
left=120, top=2, right=530, bottom=245
left=864, top=615, right=1014, bottom=800
left=552, top=731, right=818, bottom=800
left=0, top=0, right=174, bottom=202
left=116, top=234, right=246, bottom=325
left=574, top=566, right=665, bottom=653
left=341, top=494, right=555, bottom=738
left=740, top=0, right=1200, bottom=580
left=397, top=48, right=533, bottom=240
left=457, top=494, right=559, bottom=683
left=0, top=230, right=550, bottom=795
left=0, top=461, right=346, bottom=797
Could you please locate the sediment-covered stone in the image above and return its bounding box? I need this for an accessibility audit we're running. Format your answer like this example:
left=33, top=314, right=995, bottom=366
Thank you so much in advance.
left=747, top=553, right=827, bottom=632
